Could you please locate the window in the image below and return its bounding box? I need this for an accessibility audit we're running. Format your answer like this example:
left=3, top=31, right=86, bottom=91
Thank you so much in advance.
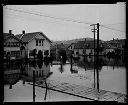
left=36, top=40, right=38, bottom=46
left=39, top=40, right=41, bottom=46
left=91, top=49, right=92, bottom=53
left=42, top=40, right=43, bottom=46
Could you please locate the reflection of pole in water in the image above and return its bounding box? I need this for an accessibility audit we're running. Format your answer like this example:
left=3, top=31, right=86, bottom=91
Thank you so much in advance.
left=33, top=70, right=35, bottom=102
left=44, top=80, right=47, bottom=100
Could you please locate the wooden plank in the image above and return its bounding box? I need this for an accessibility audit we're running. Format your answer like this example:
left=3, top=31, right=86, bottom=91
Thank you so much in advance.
left=71, top=86, right=89, bottom=92
left=99, top=92, right=118, bottom=101
left=64, top=86, right=90, bottom=94
left=116, top=95, right=126, bottom=103
left=106, top=94, right=122, bottom=101
left=51, top=83, right=76, bottom=91
left=32, top=79, right=126, bottom=102
left=71, top=87, right=90, bottom=95
left=77, top=88, right=95, bottom=95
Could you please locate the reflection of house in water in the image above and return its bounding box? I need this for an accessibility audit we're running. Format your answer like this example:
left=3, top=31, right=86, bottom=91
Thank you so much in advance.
left=76, top=56, right=94, bottom=70
left=22, top=62, right=51, bottom=82
left=102, top=56, right=125, bottom=67
left=76, top=56, right=104, bottom=70
left=4, top=69, right=21, bottom=85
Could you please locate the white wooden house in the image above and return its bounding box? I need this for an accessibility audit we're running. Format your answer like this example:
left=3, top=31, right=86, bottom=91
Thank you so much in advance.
left=15, top=31, right=52, bottom=58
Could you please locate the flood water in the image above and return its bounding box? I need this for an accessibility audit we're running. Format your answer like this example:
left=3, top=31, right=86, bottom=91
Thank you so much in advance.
left=4, top=56, right=127, bottom=102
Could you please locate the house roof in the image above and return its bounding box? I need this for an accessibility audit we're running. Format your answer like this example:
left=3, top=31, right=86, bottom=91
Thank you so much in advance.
left=74, top=40, right=116, bottom=49
left=3, top=33, right=14, bottom=40
left=67, top=43, right=75, bottom=49
left=107, top=39, right=126, bottom=48
left=74, top=40, right=101, bottom=49
left=15, top=32, right=52, bottom=43
left=102, top=41, right=116, bottom=49
left=4, top=33, right=23, bottom=43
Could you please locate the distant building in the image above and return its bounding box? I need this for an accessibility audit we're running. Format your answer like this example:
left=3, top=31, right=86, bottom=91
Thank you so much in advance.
left=107, top=38, right=126, bottom=55
left=71, top=40, right=103, bottom=56
left=67, top=39, right=116, bottom=56
left=101, top=41, right=116, bottom=55
left=15, top=31, right=52, bottom=58
left=4, top=30, right=23, bottom=60
left=50, top=43, right=66, bottom=60
left=67, top=43, right=75, bottom=51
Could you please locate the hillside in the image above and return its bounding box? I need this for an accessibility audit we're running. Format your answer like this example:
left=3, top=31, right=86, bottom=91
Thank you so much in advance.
left=52, top=37, right=94, bottom=46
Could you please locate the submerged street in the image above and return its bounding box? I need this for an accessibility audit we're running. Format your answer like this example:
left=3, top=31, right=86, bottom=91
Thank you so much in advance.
left=4, top=56, right=126, bottom=102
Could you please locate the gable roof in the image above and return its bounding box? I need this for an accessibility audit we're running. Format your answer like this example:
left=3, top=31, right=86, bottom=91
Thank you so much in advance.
left=4, top=33, right=23, bottom=43
left=3, top=33, right=14, bottom=40
left=15, top=32, right=52, bottom=44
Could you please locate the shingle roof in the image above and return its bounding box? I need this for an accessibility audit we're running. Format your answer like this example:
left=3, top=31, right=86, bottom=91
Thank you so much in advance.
left=15, top=32, right=52, bottom=43
left=74, top=40, right=116, bottom=49
left=74, top=40, right=101, bottom=49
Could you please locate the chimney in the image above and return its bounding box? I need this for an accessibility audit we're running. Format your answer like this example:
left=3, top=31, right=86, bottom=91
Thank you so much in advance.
left=22, top=30, right=25, bottom=34
left=9, top=30, right=12, bottom=35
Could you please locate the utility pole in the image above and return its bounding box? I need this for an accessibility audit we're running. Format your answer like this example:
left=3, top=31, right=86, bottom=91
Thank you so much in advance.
left=90, top=23, right=100, bottom=92
left=90, top=24, right=97, bottom=88
left=96, top=23, right=100, bottom=93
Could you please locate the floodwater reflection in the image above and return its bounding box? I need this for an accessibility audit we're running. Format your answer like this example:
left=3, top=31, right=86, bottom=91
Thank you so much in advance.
left=4, top=55, right=126, bottom=101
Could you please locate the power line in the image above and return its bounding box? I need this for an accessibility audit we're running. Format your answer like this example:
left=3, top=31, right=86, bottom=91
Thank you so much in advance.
left=4, top=12, right=91, bottom=30
left=4, top=7, right=93, bottom=25
left=102, top=23, right=124, bottom=26
left=100, top=25, right=126, bottom=33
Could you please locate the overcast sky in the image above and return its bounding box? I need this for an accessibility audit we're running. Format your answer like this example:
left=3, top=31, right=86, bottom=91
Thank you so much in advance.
left=3, top=3, right=126, bottom=41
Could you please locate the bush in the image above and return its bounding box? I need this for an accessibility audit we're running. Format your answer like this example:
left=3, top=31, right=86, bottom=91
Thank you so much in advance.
left=37, top=50, right=43, bottom=60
